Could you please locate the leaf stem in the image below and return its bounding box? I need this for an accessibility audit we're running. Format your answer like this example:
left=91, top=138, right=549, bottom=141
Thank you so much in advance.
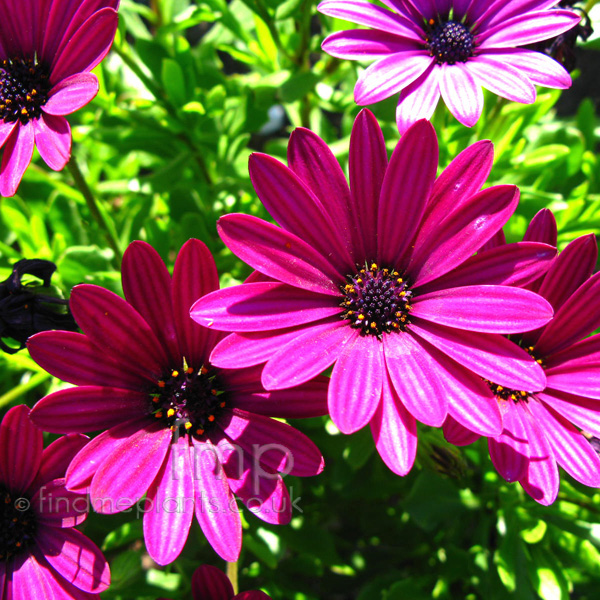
left=226, top=561, right=239, bottom=595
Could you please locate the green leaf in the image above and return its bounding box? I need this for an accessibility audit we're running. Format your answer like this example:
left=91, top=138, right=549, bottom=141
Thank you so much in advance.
left=161, top=58, right=188, bottom=106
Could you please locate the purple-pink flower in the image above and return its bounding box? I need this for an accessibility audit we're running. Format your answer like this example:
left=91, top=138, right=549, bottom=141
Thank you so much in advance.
left=318, top=0, right=580, bottom=132
left=160, top=564, right=271, bottom=600
left=0, top=405, right=109, bottom=599
left=0, top=0, right=120, bottom=196
left=444, top=212, right=600, bottom=505
left=28, top=240, right=326, bottom=566
left=191, top=111, right=556, bottom=478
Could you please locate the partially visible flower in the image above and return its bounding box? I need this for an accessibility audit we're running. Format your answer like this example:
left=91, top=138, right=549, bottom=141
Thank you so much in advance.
left=0, top=0, right=120, bottom=196
left=0, top=405, right=109, bottom=599
left=160, top=565, right=271, bottom=600
left=444, top=218, right=600, bottom=505
left=530, top=0, right=594, bottom=72
left=318, top=0, right=580, bottom=132
left=28, top=240, right=326, bottom=566
left=0, top=258, right=77, bottom=354
left=191, top=111, right=556, bottom=479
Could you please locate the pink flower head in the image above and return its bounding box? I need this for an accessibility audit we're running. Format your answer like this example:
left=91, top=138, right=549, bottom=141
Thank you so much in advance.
left=318, top=0, right=580, bottom=132
left=0, top=0, right=120, bottom=196
left=160, top=564, right=271, bottom=600
left=191, top=111, right=556, bottom=478
left=28, top=240, right=326, bottom=566
left=445, top=211, right=600, bottom=505
left=0, top=405, right=109, bottom=599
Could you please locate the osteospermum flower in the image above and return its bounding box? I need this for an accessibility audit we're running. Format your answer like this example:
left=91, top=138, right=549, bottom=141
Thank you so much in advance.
left=0, top=405, right=109, bottom=599
left=318, top=0, right=580, bottom=132
left=444, top=214, right=600, bottom=505
left=160, top=565, right=271, bottom=600
left=0, top=0, right=119, bottom=196
left=28, top=240, right=326, bottom=565
left=191, top=111, right=556, bottom=477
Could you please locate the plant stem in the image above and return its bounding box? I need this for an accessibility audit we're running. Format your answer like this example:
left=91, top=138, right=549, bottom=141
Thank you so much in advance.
left=226, top=561, right=238, bottom=595
left=0, top=372, right=51, bottom=409
left=66, top=157, right=122, bottom=264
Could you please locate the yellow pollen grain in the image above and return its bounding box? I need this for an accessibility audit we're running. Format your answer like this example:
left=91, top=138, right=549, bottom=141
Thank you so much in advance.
left=356, top=278, right=363, bottom=284
left=496, top=385, right=503, bottom=392
left=520, top=391, right=527, bottom=397
left=358, top=314, right=365, bottom=320
left=371, top=263, right=378, bottom=270
left=184, top=422, right=192, bottom=430
left=21, top=108, right=27, bottom=115
left=167, top=408, right=175, bottom=417
left=370, top=322, right=377, bottom=329
left=537, top=359, right=543, bottom=364
left=171, top=370, right=179, bottom=378
left=31, top=89, right=37, bottom=95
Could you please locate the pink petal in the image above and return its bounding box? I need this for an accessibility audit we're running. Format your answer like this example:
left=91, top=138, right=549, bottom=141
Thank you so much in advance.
left=523, top=208, right=557, bottom=245
left=518, top=402, right=559, bottom=505
left=468, top=55, right=536, bottom=103
left=122, top=241, right=180, bottom=365
left=31, top=386, right=148, bottom=433
left=546, top=362, right=600, bottom=400
left=28, top=330, right=153, bottom=389
left=191, top=282, right=341, bottom=332
left=191, top=565, right=234, bottom=600
left=370, top=371, right=418, bottom=475
left=0, top=122, right=34, bottom=197
left=489, top=404, right=529, bottom=482
left=30, top=434, right=89, bottom=491
left=217, top=214, right=341, bottom=295
left=288, top=127, right=358, bottom=260
left=528, top=400, right=600, bottom=487
left=0, top=120, right=17, bottom=149
left=219, top=409, right=324, bottom=477
left=66, top=416, right=151, bottom=493
left=383, top=333, right=449, bottom=427
left=355, top=51, right=433, bottom=105
left=419, top=242, right=556, bottom=293
left=329, top=334, right=384, bottom=434
left=33, top=113, right=71, bottom=171
left=439, top=64, right=483, bottom=128
left=35, top=527, right=110, bottom=593
left=90, top=422, right=171, bottom=513
left=536, top=271, right=600, bottom=356
left=210, top=325, right=313, bottom=369
left=173, top=238, right=222, bottom=370
left=50, top=7, right=119, bottom=83
left=43, top=72, right=99, bottom=115
left=69, top=284, right=170, bottom=379
left=317, top=0, right=423, bottom=40
left=411, top=285, right=553, bottom=333
left=377, top=119, right=438, bottom=267
left=322, top=29, right=419, bottom=59
left=396, top=65, right=441, bottom=134
left=443, top=416, right=481, bottom=446
left=261, top=320, right=354, bottom=390
left=0, top=405, right=43, bottom=492
left=479, top=10, right=582, bottom=49
left=248, top=153, right=354, bottom=273
left=409, top=185, right=520, bottom=287
left=410, top=320, right=546, bottom=390
left=33, top=479, right=87, bottom=528
left=349, top=108, right=388, bottom=259
left=537, top=390, right=600, bottom=439
left=144, top=439, right=194, bottom=565
left=192, top=438, right=242, bottom=562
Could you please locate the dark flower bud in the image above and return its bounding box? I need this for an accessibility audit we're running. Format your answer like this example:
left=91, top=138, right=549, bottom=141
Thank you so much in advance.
left=0, top=259, right=77, bottom=354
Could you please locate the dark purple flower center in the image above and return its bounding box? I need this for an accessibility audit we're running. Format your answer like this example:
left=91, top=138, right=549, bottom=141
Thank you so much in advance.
left=426, top=20, right=474, bottom=65
left=150, top=366, right=227, bottom=439
left=340, top=263, right=412, bottom=337
left=0, top=486, right=37, bottom=561
left=0, top=58, right=51, bottom=125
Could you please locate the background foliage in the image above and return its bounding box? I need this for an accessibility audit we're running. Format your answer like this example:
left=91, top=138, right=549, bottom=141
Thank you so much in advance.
left=1, top=0, right=600, bottom=598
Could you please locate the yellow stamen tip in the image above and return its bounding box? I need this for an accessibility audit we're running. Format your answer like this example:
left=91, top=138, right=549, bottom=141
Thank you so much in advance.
left=184, top=422, right=192, bottom=430
left=167, top=408, right=175, bottom=417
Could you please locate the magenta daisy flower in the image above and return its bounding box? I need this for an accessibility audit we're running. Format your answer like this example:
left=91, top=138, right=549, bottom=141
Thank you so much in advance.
left=318, top=0, right=580, bottom=132
left=444, top=218, right=600, bottom=505
left=191, top=111, right=556, bottom=478
left=0, top=405, right=109, bottom=599
left=0, top=0, right=119, bottom=196
left=28, top=240, right=326, bottom=566
left=160, top=564, right=271, bottom=600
